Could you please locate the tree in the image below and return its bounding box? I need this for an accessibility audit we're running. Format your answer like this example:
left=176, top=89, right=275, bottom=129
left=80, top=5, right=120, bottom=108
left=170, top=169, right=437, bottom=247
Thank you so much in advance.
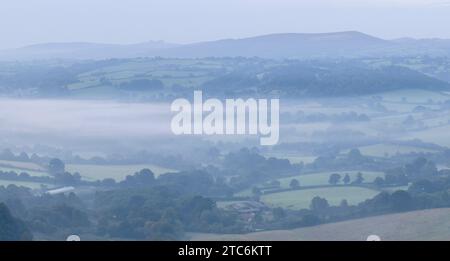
left=0, top=149, right=15, bottom=160
left=18, top=152, right=29, bottom=162
left=268, top=180, right=281, bottom=188
left=348, top=148, right=364, bottom=163
left=404, top=157, right=438, bottom=179
left=272, top=207, right=286, bottom=219
left=48, top=158, right=65, bottom=176
left=0, top=203, right=33, bottom=240
left=340, top=199, right=349, bottom=208
left=353, top=172, right=364, bottom=184
left=343, top=174, right=351, bottom=185
left=310, top=196, right=329, bottom=212
left=374, top=177, right=385, bottom=187
left=252, top=187, right=261, bottom=196
left=54, top=171, right=81, bottom=185
left=289, top=179, right=300, bottom=189
left=390, top=190, right=413, bottom=211
left=328, top=173, right=341, bottom=185
left=121, top=169, right=156, bottom=187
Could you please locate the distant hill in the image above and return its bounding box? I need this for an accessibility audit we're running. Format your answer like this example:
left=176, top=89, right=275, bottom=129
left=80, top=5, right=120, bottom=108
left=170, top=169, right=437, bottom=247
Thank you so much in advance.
left=0, top=41, right=179, bottom=60
left=189, top=208, right=450, bottom=241
left=392, top=38, right=450, bottom=56
left=2, top=31, right=450, bottom=60
left=153, top=31, right=394, bottom=59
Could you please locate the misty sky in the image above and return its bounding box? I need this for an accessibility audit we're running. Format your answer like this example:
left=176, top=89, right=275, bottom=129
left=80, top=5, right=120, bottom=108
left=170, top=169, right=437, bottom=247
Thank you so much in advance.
left=1, top=0, right=450, bottom=49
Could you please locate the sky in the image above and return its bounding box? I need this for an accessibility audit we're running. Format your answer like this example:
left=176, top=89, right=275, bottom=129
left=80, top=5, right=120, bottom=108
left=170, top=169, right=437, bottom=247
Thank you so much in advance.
left=1, top=0, right=450, bottom=49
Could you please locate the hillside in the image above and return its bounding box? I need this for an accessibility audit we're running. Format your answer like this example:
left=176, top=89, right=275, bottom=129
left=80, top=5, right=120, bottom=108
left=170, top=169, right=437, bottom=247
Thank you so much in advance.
left=1, top=57, right=449, bottom=98
left=0, top=41, right=179, bottom=60
left=2, top=31, right=450, bottom=61
left=154, top=31, right=393, bottom=59
left=189, top=208, right=450, bottom=241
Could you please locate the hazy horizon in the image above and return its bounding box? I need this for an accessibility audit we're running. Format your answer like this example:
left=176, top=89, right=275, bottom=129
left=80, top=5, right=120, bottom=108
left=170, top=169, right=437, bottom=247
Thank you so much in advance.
left=1, top=0, right=450, bottom=49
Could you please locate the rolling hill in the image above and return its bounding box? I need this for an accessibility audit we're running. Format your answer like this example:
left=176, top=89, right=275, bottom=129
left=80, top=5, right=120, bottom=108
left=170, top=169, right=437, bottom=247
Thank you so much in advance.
left=153, top=31, right=393, bottom=59
left=0, top=41, right=179, bottom=60
left=2, top=31, right=450, bottom=60
left=189, top=208, right=450, bottom=241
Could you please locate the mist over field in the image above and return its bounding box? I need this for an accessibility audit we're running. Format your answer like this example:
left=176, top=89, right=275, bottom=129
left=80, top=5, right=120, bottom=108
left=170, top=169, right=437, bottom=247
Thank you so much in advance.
left=0, top=98, right=171, bottom=138
left=2, top=0, right=450, bottom=242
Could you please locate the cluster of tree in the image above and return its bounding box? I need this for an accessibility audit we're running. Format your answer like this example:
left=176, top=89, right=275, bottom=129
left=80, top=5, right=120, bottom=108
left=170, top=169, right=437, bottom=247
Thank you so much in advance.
left=94, top=187, right=245, bottom=240
left=2, top=57, right=449, bottom=99
left=377, top=157, right=439, bottom=187
left=221, top=148, right=301, bottom=191
left=201, top=60, right=450, bottom=97
left=0, top=148, right=191, bottom=173
left=0, top=59, right=126, bottom=97
left=0, top=149, right=33, bottom=162
left=93, top=168, right=233, bottom=198
left=0, top=185, right=89, bottom=238
left=309, top=149, right=377, bottom=172
left=0, top=203, right=32, bottom=240
left=328, top=173, right=364, bottom=186
left=0, top=170, right=54, bottom=184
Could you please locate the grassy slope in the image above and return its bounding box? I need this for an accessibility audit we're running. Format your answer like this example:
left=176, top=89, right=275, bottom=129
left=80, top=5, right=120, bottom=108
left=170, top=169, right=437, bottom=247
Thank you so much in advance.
left=190, top=208, right=450, bottom=241
left=66, top=163, right=176, bottom=181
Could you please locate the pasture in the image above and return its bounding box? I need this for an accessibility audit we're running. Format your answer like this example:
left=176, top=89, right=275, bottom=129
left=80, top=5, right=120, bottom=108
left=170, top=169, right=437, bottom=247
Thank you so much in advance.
left=66, top=163, right=176, bottom=181
left=260, top=186, right=379, bottom=210
left=0, top=159, right=49, bottom=177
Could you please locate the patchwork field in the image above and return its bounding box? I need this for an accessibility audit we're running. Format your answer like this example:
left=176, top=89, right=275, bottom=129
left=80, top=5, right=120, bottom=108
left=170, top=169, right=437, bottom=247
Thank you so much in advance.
left=235, top=170, right=384, bottom=199
left=190, top=208, right=450, bottom=241
left=0, top=160, right=45, bottom=171
left=0, top=166, right=49, bottom=177
left=0, top=159, right=49, bottom=177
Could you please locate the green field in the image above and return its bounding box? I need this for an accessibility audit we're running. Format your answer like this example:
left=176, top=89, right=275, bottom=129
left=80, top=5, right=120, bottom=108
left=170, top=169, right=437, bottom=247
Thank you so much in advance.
left=0, top=180, right=54, bottom=189
left=0, top=160, right=50, bottom=177
left=0, top=160, right=45, bottom=171
left=190, top=208, right=450, bottom=241
left=353, top=143, right=437, bottom=158
left=66, top=163, right=177, bottom=181
left=235, top=170, right=384, bottom=197
left=260, top=187, right=379, bottom=210
left=0, top=166, right=49, bottom=177
left=277, top=171, right=384, bottom=188
left=67, top=59, right=222, bottom=96
left=0, top=160, right=48, bottom=177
